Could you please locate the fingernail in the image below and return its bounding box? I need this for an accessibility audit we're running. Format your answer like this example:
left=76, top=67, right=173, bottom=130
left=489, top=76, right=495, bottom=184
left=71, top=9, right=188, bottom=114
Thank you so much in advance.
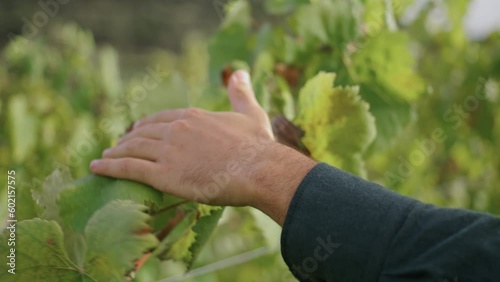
left=90, top=160, right=100, bottom=169
left=102, top=149, right=111, bottom=156
left=234, top=70, right=250, bottom=85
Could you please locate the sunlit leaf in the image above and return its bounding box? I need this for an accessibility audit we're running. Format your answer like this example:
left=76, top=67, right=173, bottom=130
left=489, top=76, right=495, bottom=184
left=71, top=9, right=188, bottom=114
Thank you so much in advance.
left=295, top=72, right=376, bottom=176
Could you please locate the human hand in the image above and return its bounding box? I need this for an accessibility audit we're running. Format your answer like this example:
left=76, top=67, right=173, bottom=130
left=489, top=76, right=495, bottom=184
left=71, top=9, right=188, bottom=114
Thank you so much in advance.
left=90, top=70, right=316, bottom=225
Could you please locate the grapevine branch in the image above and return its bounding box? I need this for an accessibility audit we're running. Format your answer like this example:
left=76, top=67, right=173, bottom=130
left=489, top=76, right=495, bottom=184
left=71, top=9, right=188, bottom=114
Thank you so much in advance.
left=149, top=200, right=191, bottom=216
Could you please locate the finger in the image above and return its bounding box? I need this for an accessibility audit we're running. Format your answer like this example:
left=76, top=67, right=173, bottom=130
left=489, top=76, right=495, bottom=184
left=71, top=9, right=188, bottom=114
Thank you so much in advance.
left=90, top=158, right=159, bottom=187
left=103, top=138, right=163, bottom=161
left=119, top=123, right=167, bottom=144
left=227, top=70, right=265, bottom=119
left=134, top=109, right=185, bottom=128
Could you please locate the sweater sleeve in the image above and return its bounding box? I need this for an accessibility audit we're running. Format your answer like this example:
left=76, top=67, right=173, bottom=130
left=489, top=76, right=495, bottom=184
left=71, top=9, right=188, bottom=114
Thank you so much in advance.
left=280, top=163, right=500, bottom=282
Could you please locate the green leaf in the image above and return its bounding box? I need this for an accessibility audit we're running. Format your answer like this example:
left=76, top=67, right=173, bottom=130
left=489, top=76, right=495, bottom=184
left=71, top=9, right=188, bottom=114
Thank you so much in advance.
left=292, top=4, right=329, bottom=46
left=154, top=209, right=198, bottom=260
left=0, top=219, right=85, bottom=282
left=291, top=0, right=360, bottom=50
left=359, top=82, right=414, bottom=153
left=31, top=167, right=73, bottom=221
left=187, top=207, right=224, bottom=269
left=350, top=32, right=425, bottom=102
left=165, top=226, right=197, bottom=263
left=269, top=28, right=299, bottom=63
left=0, top=201, right=159, bottom=282
left=133, top=256, right=162, bottom=282
left=321, top=0, right=361, bottom=47
left=346, top=32, right=423, bottom=151
left=295, top=72, right=376, bottom=176
left=163, top=206, right=224, bottom=267
left=58, top=175, right=163, bottom=233
left=84, top=200, right=159, bottom=281
left=16, top=173, right=41, bottom=221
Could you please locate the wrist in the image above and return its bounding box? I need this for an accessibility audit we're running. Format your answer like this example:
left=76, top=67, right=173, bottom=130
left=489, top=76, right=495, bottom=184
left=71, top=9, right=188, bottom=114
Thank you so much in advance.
left=250, top=142, right=317, bottom=226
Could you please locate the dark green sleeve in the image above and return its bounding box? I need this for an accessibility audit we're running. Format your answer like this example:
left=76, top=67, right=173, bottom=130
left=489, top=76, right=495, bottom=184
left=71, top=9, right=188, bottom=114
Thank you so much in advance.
left=281, top=163, right=500, bottom=282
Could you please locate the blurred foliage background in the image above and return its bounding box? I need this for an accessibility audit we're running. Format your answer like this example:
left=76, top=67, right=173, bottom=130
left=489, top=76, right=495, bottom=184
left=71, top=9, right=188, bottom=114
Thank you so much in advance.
left=1, top=0, right=499, bottom=281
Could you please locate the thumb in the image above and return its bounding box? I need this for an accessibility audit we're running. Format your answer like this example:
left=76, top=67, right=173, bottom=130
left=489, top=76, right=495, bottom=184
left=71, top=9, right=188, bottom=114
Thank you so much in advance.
left=227, top=70, right=263, bottom=117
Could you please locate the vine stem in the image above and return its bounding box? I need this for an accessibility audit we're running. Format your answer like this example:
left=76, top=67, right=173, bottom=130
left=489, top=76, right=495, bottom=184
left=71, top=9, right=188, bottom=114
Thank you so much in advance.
left=149, top=200, right=191, bottom=216
left=156, top=210, right=188, bottom=241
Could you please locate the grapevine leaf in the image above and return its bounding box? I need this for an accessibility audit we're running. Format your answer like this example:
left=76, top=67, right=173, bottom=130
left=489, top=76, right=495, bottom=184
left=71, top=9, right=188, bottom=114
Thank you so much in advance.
left=0, top=219, right=84, bottom=282
left=58, top=175, right=162, bottom=233
left=84, top=200, right=159, bottom=281
left=15, top=176, right=40, bottom=221
left=165, top=227, right=197, bottom=263
left=162, top=206, right=224, bottom=267
left=0, top=201, right=159, bottom=282
left=322, top=0, right=361, bottom=47
left=187, top=207, right=224, bottom=269
left=359, top=83, right=414, bottom=153
left=154, top=210, right=198, bottom=259
left=133, top=255, right=162, bottom=282
left=347, top=32, right=420, bottom=152
left=63, top=229, right=87, bottom=274
left=31, top=167, right=73, bottom=221
left=350, top=32, right=425, bottom=102
left=292, top=4, right=329, bottom=46
left=149, top=194, right=196, bottom=232
left=269, top=28, right=299, bottom=63
left=197, top=204, right=221, bottom=218
left=291, top=0, right=360, bottom=50
left=295, top=72, right=376, bottom=176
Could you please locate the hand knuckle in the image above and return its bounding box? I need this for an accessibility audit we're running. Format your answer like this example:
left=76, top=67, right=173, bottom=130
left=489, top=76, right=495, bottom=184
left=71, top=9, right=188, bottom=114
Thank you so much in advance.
left=184, top=107, right=203, bottom=118
left=170, top=120, right=189, bottom=132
